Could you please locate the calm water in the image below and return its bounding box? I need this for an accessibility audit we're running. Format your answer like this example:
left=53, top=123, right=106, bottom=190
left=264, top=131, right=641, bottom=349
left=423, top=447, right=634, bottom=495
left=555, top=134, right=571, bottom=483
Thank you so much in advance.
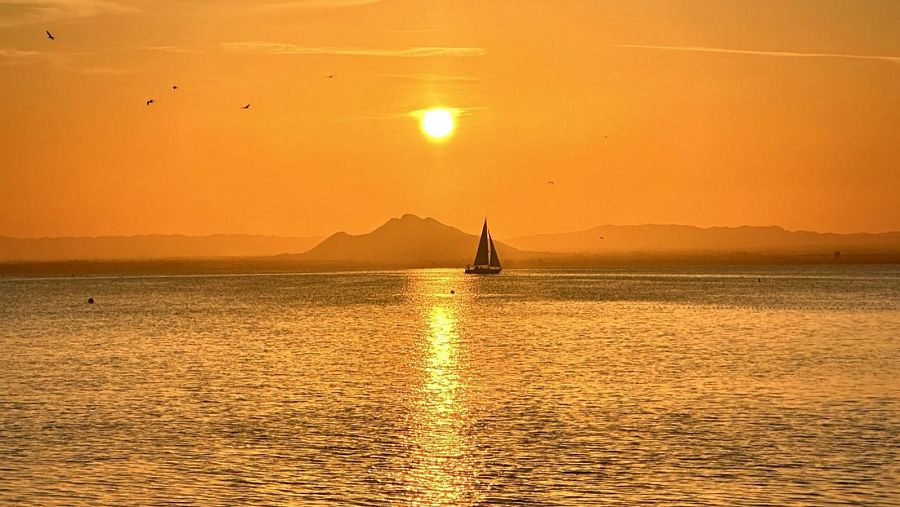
left=1, top=267, right=899, bottom=506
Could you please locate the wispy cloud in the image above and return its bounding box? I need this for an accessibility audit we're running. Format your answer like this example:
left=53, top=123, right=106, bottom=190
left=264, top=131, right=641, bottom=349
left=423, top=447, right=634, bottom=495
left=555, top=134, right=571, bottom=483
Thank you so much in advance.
left=223, top=41, right=487, bottom=58
left=330, top=113, right=408, bottom=122
left=374, top=73, right=478, bottom=83
left=334, top=106, right=485, bottom=123
left=254, top=0, right=381, bottom=11
left=0, top=0, right=137, bottom=26
left=120, top=46, right=203, bottom=54
left=67, top=64, right=139, bottom=75
left=373, top=28, right=450, bottom=34
left=0, top=47, right=137, bottom=74
left=409, top=106, right=481, bottom=119
left=0, top=48, right=59, bottom=67
left=301, top=27, right=451, bottom=36
left=614, top=44, right=900, bottom=64
left=0, top=48, right=43, bottom=59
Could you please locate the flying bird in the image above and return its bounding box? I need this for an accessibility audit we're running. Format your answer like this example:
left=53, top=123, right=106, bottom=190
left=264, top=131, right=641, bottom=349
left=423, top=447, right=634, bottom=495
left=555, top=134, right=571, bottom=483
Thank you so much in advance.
left=547, top=181, right=554, bottom=185
left=242, top=104, right=251, bottom=109
left=146, top=99, right=154, bottom=106
left=46, top=31, right=54, bottom=41
left=172, top=85, right=178, bottom=90
left=326, top=73, right=335, bottom=79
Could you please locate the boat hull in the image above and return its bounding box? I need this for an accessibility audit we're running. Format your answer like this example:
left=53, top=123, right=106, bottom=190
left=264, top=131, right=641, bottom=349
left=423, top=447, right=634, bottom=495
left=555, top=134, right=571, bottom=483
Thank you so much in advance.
left=464, top=266, right=502, bottom=275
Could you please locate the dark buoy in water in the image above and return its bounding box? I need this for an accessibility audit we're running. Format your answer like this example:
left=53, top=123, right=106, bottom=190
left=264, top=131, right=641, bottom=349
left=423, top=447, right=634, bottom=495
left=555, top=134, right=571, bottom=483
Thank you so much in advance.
left=450, top=290, right=455, bottom=294
left=87, top=297, right=94, bottom=304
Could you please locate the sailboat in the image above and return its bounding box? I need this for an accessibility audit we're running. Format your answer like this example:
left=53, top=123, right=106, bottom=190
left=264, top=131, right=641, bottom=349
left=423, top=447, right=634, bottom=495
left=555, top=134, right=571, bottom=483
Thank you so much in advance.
left=465, top=219, right=502, bottom=274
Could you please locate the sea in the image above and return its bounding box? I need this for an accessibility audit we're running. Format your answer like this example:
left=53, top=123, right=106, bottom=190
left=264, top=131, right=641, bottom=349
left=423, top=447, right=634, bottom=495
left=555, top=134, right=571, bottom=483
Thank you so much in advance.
left=1, top=266, right=898, bottom=506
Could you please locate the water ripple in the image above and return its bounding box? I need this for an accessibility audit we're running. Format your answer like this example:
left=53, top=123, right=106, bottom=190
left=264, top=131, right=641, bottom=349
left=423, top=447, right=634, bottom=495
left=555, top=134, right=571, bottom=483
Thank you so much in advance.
left=0, top=267, right=898, bottom=505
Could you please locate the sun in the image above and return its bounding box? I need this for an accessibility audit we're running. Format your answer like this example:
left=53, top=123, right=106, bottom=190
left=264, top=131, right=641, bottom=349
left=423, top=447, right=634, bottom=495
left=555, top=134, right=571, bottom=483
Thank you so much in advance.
left=420, top=108, right=456, bottom=141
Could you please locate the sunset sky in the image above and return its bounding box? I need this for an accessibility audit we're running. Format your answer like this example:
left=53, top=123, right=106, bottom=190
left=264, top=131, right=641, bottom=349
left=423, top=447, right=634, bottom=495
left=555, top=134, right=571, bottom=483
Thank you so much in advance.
left=1, top=0, right=898, bottom=238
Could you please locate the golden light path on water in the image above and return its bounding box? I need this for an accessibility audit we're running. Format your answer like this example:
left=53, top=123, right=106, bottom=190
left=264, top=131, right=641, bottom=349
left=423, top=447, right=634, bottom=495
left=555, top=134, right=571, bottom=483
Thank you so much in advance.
left=1, top=269, right=899, bottom=505
left=406, top=274, right=480, bottom=506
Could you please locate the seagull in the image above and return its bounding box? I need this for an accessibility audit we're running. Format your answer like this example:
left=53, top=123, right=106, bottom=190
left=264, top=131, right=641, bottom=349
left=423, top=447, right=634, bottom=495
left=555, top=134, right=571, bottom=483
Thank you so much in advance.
left=46, top=30, right=55, bottom=41
left=326, top=73, right=335, bottom=79
left=146, top=99, right=154, bottom=106
left=242, top=104, right=250, bottom=109
left=547, top=181, right=554, bottom=185
left=172, top=85, right=178, bottom=90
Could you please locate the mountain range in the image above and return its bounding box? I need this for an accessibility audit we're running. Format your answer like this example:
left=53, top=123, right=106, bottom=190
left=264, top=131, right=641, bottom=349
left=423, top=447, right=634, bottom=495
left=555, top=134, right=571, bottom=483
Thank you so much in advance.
left=0, top=234, right=322, bottom=262
left=505, top=224, right=900, bottom=254
left=3, top=216, right=900, bottom=270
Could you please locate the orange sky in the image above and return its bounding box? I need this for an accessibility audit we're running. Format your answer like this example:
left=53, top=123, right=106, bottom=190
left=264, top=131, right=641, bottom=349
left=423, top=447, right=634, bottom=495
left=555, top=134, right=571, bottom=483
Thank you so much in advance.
left=1, top=0, right=898, bottom=238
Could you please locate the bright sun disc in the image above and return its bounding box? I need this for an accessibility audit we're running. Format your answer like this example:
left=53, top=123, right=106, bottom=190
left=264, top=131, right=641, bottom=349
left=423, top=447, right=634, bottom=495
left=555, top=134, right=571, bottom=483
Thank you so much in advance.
left=420, top=108, right=455, bottom=140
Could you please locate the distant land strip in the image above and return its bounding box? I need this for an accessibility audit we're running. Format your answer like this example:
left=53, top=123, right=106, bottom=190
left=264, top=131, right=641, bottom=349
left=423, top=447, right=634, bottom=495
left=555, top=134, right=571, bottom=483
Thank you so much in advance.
left=3, top=216, right=900, bottom=272
left=2, top=251, right=899, bottom=277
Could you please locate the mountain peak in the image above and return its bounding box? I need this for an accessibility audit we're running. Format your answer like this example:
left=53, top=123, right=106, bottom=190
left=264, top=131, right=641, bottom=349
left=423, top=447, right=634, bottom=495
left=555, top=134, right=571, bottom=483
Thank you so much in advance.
left=371, top=214, right=448, bottom=236
left=300, top=215, right=519, bottom=267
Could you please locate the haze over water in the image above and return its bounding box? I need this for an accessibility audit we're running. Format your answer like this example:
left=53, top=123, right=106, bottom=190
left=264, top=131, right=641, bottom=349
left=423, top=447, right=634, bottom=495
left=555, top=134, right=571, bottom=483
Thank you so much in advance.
left=1, top=267, right=898, bottom=505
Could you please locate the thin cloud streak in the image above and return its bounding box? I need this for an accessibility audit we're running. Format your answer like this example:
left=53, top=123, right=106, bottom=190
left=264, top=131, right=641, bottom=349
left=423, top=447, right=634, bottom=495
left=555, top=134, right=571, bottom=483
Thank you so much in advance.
left=67, top=64, right=139, bottom=75
left=409, top=106, right=484, bottom=118
left=0, top=48, right=137, bottom=74
left=254, top=0, right=381, bottom=11
left=0, top=0, right=137, bottom=26
left=374, top=73, right=478, bottom=83
left=615, top=44, right=900, bottom=64
left=331, top=113, right=409, bottom=122
left=334, top=106, right=485, bottom=123
left=0, top=48, right=61, bottom=66
left=0, top=48, right=42, bottom=59
left=223, top=42, right=487, bottom=58
left=121, top=46, right=204, bottom=54
left=377, top=28, right=451, bottom=34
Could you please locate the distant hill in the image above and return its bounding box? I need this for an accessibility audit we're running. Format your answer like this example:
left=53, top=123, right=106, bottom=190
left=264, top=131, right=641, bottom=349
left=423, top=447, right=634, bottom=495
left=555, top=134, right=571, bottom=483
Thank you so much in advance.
left=293, top=214, right=522, bottom=267
left=505, top=224, right=900, bottom=254
left=0, top=234, right=323, bottom=262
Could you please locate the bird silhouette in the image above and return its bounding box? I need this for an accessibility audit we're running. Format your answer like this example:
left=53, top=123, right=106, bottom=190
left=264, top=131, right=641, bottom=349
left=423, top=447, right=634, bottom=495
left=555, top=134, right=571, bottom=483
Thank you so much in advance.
left=46, top=31, right=54, bottom=41
left=146, top=99, right=154, bottom=106
left=242, top=104, right=251, bottom=109
left=547, top=181, right=554, bottom=185
left=172, top=85, right=178, bottom=90
left=326, top=73, right=335, bottom=79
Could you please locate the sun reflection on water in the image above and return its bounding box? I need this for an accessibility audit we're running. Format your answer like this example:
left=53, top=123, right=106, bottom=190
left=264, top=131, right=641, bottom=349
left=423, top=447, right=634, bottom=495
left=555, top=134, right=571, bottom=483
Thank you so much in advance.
left=405, top=273, right=481, bottom=506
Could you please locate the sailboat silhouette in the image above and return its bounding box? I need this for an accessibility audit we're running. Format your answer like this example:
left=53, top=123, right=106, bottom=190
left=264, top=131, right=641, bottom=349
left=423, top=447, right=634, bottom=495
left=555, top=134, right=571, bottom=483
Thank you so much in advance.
left=465, top=219, right=502, bottom=274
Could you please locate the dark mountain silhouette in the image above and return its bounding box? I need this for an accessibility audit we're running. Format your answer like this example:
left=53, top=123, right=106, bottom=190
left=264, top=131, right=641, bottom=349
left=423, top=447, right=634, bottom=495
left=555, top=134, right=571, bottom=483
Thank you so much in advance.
left=506, top=224, right=900, bottom=254
left=0, top=234, right=323, bottom=262
left=4, top=218, right=900, bottom=274
left=294, top=214, right=522, bottom=267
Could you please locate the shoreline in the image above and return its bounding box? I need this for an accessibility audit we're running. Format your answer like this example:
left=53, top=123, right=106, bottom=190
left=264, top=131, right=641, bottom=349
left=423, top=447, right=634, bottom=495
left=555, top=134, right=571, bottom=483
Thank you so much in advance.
left=2, top=252, right=899, bottom=277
